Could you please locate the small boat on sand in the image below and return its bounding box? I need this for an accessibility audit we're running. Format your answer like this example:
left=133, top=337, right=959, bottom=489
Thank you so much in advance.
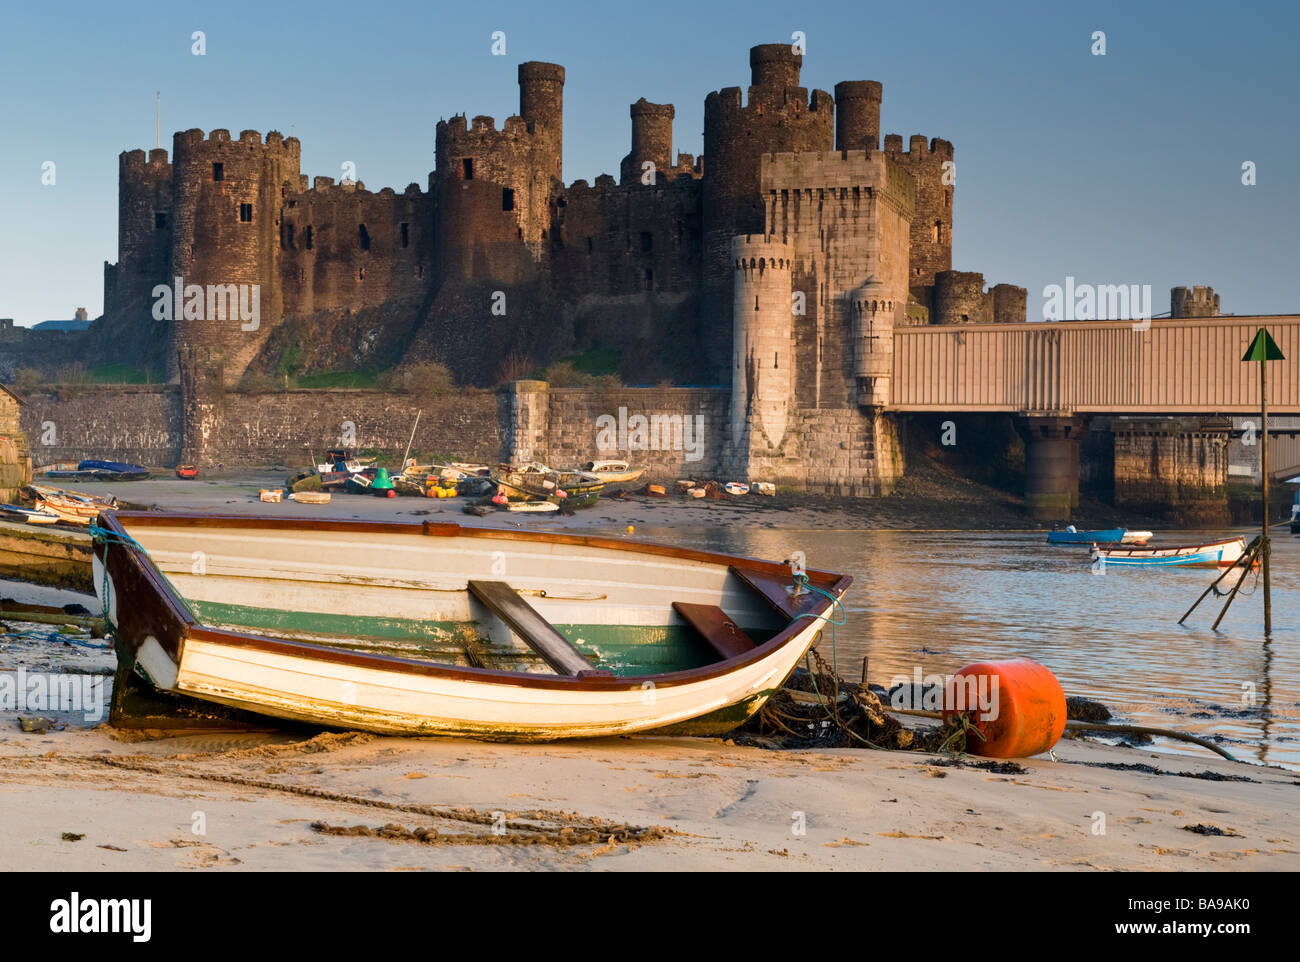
left=584, top=460, right=645, bottom=484
left=724, top=482, right=749, bottom=497
left=92, top=511, right=850, bottom=739
left=1091, top=536, right=1250, bottom=568
left=0, top=504, right=59, bottom=524
left=25, top=484, right=118, bottom=525
left=175, top=464, right=199, bottom=480
left=77, top=459, right=150, bottom=481
left=505, top=500, right=559, bottom=513
left=47, top=459, right=150, bottom=482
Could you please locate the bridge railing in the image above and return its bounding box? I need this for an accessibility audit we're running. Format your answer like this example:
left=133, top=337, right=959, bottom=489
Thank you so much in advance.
left=890, top=314, right=1300, bottom=414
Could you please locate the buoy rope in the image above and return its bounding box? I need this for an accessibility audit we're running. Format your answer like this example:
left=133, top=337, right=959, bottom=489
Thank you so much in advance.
left=87, top=523, right=145, bottom=634
left=783, top=574, right=882, bottom=748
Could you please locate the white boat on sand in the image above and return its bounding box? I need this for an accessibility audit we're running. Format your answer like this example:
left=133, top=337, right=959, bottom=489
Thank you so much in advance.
left=92, top=512, right=849, bottom=740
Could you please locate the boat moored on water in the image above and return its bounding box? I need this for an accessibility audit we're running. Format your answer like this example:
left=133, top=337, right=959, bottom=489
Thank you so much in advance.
left=91, top=511, right=849, bottom=739
left=1091, top=536, right=1251, bottom=568
left=1046, top=526, right=1152, bottom=545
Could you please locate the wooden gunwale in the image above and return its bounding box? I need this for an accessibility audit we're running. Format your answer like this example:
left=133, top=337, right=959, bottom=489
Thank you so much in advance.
left=97, top=511, right=850, bottom=693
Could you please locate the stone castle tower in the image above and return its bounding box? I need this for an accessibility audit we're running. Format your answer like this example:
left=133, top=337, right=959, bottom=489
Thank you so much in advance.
left=97, top=42, right=1022, bottom=488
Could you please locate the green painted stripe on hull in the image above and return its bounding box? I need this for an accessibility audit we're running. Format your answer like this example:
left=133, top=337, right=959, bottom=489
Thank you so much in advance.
left=186, top=599, right=775, bottom=676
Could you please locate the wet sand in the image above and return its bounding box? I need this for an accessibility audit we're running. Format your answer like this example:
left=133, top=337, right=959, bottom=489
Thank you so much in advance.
left=59, top=457, right=1150, bottom=534
left=1, top=725, right=1295, bottom=871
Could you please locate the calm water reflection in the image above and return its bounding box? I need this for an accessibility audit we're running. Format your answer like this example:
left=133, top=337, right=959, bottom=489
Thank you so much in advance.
left=631, top=524, right=1300, bottom=769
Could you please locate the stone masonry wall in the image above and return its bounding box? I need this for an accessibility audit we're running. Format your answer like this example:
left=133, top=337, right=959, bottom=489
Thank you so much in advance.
left=19, top=387, right=182, bottom=466
left=1113, top=418, right=1231, bottom=525
left=199, top=390, right=501, bottom=466
left=501, top=382, right=730, bottom=478
left=17, top=387, right=499, bottom=469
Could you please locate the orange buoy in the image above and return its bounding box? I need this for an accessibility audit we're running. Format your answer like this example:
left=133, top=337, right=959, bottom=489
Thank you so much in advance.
left=941, top=658, right=1066, bottom=758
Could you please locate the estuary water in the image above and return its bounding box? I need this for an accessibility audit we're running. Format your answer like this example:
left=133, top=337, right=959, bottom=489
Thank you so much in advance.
left=636, top=525, right=1300, bottom=770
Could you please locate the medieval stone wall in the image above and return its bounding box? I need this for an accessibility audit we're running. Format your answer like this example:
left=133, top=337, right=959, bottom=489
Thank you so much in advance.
left=279, top=181, right=432, bottom=317
left=500, top=381, right=730, bottom=477
left=884, top=134, right=953, bottom=293
left=19, top=387, right=182, bottom=466
left=553, top=175, right=701, bottom=298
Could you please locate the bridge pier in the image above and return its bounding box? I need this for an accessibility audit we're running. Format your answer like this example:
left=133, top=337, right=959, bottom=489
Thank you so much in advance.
left=1111, top=417, right=1230, bottom=526
left=1019, top=415, right=1087, bottom=520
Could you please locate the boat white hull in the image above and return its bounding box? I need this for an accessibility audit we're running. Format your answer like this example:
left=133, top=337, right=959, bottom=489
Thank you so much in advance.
left=94, top=517, right=841, bottom=739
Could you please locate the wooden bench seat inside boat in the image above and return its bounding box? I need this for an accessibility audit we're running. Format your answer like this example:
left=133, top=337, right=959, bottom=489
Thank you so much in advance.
left=728, top=566, right=825, bottom=620
left=467, top=580, right=611, bottom=677
left=671, top=602, right=756, bottom=661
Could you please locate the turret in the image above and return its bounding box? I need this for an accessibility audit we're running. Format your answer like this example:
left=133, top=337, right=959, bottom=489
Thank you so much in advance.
left=518, top=61, right=565, bottom=178
left=702, top=44, right=834, bottom=382
left=834, top=81, right=882, bottom=151
left=1171, top=285, right=1220, bottom=317
left=110, top=147, right=174, bottom=317
left=620, top=99, right=674, bottom=186
left=166, top=128, right=301, bottom=384
left=850, top=277, right=895, bottom=407
left=731, top=234, right=795, bottom=458
left=749, top=43, right=802, bottom=89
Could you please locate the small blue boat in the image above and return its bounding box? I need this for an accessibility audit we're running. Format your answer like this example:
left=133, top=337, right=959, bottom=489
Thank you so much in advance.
left=1047, top=526, right=1125, bottom=544
left=46, top=460, right=152, bottom=482
left=78, top=459, right=147, bottom=475
left=1092, top=537, right=1247, bottom=568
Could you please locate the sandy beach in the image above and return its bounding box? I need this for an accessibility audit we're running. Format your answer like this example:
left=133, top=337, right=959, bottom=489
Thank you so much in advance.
left=1, top=723, right=1296, bottom=871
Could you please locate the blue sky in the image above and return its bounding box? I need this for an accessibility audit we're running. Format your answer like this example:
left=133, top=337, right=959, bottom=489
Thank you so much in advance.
left=1, top=0, right=1296, bottom=325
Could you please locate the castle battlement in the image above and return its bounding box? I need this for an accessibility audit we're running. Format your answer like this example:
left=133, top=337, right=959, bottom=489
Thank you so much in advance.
left=120, top=148, right=172, bottom=172
left=436, top=114, right=546, bottom=158
left=705, top=85, right=834, bottom=117
left=173, top=127, right=301, bottom=157
left=732, top=234, right=794, bottom=273
left=1171, top=285, right=1221, bottom=318
left=565, top=168, right=699, bottom=198
left=883, top=134, right=954, bottom=160
left=761, top=149, right=883, bottom=185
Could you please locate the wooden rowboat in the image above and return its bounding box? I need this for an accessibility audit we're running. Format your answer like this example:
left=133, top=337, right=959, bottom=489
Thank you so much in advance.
left=0, top=504, right=60, bottom=524
left=25, top=484, right=118, bottom=525
left=1091, top=536, right=1251, bottom=568
left=584, top=460, right=645, bottom=484
left=91, top=512, right=849, bottom=739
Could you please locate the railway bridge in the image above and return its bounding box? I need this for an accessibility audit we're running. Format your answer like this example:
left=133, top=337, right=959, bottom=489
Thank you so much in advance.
left=886, top=315, right=1299, bottom=518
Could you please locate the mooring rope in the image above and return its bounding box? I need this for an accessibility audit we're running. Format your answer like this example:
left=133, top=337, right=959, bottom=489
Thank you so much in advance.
left=86, top=522, right=145, bottom=633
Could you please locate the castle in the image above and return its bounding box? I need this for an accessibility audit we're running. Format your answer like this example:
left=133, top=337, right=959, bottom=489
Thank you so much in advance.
left=93, top=43, right=1030, bottom=487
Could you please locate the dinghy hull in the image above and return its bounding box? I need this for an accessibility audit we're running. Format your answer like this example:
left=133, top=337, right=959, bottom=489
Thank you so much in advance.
left=93, top=513, right=848, bottom=739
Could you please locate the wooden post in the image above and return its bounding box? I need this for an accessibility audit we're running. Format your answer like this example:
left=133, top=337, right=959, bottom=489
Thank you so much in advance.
left=1261, top=357, right=1271, bottom=635
left=1241, top=327, right=1283, bottom=637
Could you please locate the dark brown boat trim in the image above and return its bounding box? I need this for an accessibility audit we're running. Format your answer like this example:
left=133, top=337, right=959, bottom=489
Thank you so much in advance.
left=97, top=511, right=852, bottom=693
left=105, top=511, right=844, bottom=586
